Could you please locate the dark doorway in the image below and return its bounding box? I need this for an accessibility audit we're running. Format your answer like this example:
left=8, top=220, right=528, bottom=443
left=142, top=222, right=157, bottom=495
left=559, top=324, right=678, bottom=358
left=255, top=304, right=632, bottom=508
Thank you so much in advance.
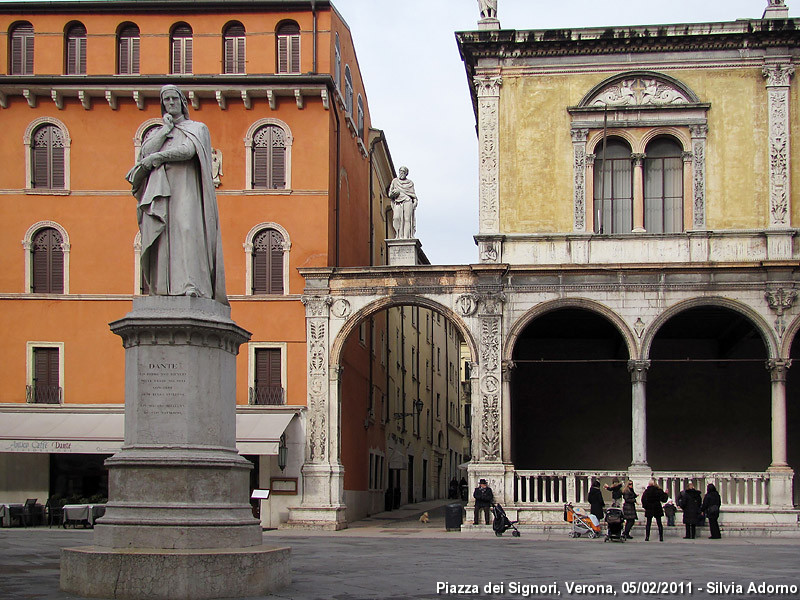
left=49, top=454, right=110, bottom=503
left=786, top=332, right=800, bottom=504
left=647, top=306, right=769, bottom=470
left=511, top=308, right=631, bottom=470
left=408, top=456, right=414, bottom=504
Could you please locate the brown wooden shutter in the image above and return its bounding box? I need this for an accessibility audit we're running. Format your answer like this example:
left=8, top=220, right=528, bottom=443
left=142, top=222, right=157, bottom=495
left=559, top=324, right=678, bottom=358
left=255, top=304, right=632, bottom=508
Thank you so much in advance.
left=11, top=32, right=23, bottom=74
left=252, top=230, right=269, bottom=294
left=32, top=228, right=64, bottom=294
left=269, top=231, right=284, bottom=294
left=25, top=31, right=34, bottom=74
left=185, top=37, right=192, bottom=73
left=51, top=146, right=65, bottom=189
left=290, top=35, right=300, bottom=73
left=224, top=37, right=234, bottom=73
left=12, top=24, right=34, bottom=75
left=131, top=36, right=140, bottom=73
left=271, top=146, right=285, bottom=189
left=33, top=347, right=59, bottom=403
left=277, top=36, right=288, bottom=73
left=171, top=38, right=181, bottom=73
left=237, top=37, right=245, bottom=73
left=252, top=147, right=269, bottom=189
left=67, top=37, right=76, bottom=74
left=79, top=37, right=87, bottom=74
left=33, top=146, right=49, bottom=188
left=119, top=37, right=129, bottom=73
left=254, top=348, right=282, bottom=404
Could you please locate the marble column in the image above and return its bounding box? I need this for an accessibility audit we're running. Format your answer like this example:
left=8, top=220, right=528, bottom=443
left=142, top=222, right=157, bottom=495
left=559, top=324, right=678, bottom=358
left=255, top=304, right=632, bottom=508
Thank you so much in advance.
left=285, top=294, right=347, bottom=530
left=631, top=153, right=646, bottom=232
left=628, top=360, right=650, bottom=467
left=585, top=153, right=596, bottom=233
left=766, top=358, right=794, bottom=509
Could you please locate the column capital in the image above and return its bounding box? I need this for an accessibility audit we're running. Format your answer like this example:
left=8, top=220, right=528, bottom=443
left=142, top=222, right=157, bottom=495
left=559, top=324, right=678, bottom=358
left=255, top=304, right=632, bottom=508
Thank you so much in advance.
left=631, top=153, right=646, bottom=166
left=681, top=150, right=694, bottom=163
left=763, top=63, right=795, bottom=87
left=501, top=360, right=516, bottom=381
left=689, top=124, right=708, bottom=139
left=586, top=153, right=596, bottom=166
left=627, top=359, right=651, bottom=382
left=570, top=128, right=589, bottom=143
left=767, top=358, right=792, bottom=381
left=474, top=75, right=503, bottom=97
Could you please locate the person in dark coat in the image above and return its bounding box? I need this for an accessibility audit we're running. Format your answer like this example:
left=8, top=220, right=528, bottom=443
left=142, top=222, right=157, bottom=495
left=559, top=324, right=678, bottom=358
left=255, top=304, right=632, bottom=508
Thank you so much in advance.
left=702, top=483, right=722, bottom=539
left=588, top=480, right=605, bottom=521
left=604, top=477, right=623, bottom=507
left=621, top=480, right=638, bottom=539
left=677, top=482, right=702, bottom=539
left=472, top=479, right=494, bottom=525
left=641, top=479, right=668, bottom=541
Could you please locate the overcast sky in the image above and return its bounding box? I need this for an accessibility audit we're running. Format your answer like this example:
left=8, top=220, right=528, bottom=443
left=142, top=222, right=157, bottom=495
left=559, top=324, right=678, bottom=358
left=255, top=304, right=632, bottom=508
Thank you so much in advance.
left=333, top=0, right=784, bottom=265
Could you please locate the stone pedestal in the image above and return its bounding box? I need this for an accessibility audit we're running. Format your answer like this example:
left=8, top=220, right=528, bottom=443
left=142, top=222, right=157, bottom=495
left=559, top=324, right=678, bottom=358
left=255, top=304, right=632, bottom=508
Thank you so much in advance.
left=60, top=297, right=290, bottom=599
left=387, top=238, right=422, bottom=266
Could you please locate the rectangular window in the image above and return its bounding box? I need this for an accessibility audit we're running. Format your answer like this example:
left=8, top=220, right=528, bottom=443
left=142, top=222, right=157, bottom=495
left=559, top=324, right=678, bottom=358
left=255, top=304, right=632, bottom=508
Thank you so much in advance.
left=251, top=346, right=284, bottom=405
left=27, top=343, right=62, bottom=404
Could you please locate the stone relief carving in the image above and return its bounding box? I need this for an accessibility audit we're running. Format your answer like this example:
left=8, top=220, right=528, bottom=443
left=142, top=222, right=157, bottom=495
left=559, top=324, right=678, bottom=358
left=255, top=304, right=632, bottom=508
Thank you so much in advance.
left=572, top=130, right=587, bottom=232
left=303, top=295, right=332, bottom=463
left=481, top=393, right=500, bottom=461
left=479, top=241, right=499, bottom=263
left=455, top=294, right=478, bottom=317
left=475, top=76, right=502, bottom=234
left=765, top=287, right=797, bottom=338
left=330, top=298, right=351, bottom=319
left=689, top=125, right=708, bottom=230
left=763, top=65, right=794, bottom=228
left=590, top=77, right=690, bottom=107
left=634, top=317, right=645, bottom=339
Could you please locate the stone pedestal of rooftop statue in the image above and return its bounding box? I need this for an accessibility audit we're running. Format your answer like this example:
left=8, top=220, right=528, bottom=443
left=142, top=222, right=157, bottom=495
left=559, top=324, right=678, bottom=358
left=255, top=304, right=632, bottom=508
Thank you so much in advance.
left=387, top=238, right=422, bottom=266
left=60, top=297, right=290, bottom=600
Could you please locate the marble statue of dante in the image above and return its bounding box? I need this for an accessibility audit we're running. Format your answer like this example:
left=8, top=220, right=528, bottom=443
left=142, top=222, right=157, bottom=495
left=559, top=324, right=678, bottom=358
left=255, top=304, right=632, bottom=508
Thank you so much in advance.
left=388, top=166, right=417, bottom=239
left=126, top=85, right=227, bottom=304
left=478, top=0, right=497, bottom=19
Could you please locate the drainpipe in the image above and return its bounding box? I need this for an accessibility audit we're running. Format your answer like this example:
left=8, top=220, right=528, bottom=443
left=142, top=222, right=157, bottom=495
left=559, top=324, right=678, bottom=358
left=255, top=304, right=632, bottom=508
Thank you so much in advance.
left=310, top=0, right=317, bottom=74
left=331, top=82, right=341, bottom=266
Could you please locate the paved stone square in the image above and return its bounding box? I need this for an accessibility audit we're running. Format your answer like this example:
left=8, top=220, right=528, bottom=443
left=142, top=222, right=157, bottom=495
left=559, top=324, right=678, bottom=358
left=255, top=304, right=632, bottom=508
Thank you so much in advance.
left=1, top=516, right=799, bottom=600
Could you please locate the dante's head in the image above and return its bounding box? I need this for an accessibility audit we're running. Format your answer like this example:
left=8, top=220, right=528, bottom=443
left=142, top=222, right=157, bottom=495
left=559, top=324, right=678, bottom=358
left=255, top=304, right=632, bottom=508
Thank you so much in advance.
left=399, top=166, right=409, bottom=179
left=160, top=85, right=190, bottom=119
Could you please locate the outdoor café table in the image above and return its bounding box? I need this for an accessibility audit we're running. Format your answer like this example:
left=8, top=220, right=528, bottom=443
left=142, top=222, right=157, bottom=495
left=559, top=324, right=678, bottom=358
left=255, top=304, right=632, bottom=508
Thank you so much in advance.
left=0, top=503, right=23, bottom=527
left=62, top=504, right=106, bottom=528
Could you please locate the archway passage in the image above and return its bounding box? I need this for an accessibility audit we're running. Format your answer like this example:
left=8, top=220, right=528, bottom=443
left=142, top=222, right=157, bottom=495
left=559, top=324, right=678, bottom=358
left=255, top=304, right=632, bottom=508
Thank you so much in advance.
left=647, top=306, right=769, bottom=471
left=786, top=337, right=800, bottom=504
left=511, top=308, right=631, bottom=470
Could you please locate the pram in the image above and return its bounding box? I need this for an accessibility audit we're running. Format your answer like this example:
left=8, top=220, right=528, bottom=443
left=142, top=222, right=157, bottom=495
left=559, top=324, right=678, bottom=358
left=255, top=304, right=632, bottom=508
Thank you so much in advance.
left=604, top=506, right=626, bottom=542
left=492, top=503, right=521, bottom=537
left=564, top=503, right=602, bottom=539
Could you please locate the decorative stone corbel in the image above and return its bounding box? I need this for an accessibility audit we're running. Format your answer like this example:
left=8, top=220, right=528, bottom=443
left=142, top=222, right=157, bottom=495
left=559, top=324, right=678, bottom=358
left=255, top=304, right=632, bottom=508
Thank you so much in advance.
left=0, top=91, right=7, bottom=109
left=215, top=91, right=227, bottom=110
left=105, top=91, right=117, bottom=110
left=78, top=91, right=91, bottom=110
left=132, top=91, right=145, bottom=110
left=241, top=90, right=251, bottom=110
left=51, top=90, right=64, bottom=110
left=267, top=90, right=276, bottom=110
left=188, top=91, right=200, bottom=110
left=295, top=89, right=304, bottom=109
left=23, top=89, right=36, bottom=108
left=321, top=89, right=329, bottom=110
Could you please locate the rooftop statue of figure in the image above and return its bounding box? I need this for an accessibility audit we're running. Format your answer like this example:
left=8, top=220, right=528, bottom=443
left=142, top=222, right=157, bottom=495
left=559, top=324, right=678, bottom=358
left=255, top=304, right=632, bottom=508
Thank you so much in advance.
left=478, top=0, right=498, bottom=19
left=388, top=166, right=418, bottom=239
left=126, top=85, right=227, bottom=304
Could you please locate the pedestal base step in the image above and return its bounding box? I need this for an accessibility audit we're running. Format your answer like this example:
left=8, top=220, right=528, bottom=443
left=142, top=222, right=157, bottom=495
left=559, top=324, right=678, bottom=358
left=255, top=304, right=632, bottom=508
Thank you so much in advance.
left=61, top=544, right=290, bottom=600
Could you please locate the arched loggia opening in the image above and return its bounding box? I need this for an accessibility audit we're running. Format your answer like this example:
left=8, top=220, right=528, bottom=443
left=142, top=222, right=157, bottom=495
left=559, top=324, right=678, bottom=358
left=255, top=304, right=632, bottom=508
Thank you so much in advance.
left=785, top=321, right=800, bottom=505
left=646, top=305, right=770, bottom=471
left=334, top=300, right=473, bottom=523
left=511, top=307, right=632, bottom=470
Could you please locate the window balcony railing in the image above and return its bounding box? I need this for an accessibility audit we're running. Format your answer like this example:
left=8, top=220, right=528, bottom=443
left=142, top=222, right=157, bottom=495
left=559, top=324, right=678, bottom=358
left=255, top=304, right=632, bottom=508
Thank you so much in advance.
left=248, top=386, right=285, bottom=405
left=26, top=384, right=63, bottom=404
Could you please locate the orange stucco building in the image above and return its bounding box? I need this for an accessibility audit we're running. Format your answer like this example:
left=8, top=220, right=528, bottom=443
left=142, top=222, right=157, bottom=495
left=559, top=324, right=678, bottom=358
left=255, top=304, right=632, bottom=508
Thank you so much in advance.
left=0, top=0, right=387, bottom=527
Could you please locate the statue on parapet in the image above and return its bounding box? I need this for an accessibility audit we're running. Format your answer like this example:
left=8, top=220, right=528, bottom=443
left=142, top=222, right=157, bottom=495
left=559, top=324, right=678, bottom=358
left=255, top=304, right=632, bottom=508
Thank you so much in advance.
left=388, top=166, right=418, bottom=239
left=126, top=85, right=227, bottom=304
left=478, top=0, right=498, bottom=19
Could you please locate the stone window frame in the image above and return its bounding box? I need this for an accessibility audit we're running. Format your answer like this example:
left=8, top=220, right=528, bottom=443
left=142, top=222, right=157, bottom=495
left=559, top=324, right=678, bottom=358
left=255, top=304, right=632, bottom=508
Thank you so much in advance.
left=26, top=341, right=65, bottom=403
left=243, top=222, right=291, bottom=296
left=24, top=117, right=71, bottom=193
left=568, top=71, right=709, bottom=234
left=244, top=118, right=293, bottom=191
left=22, top=220, right=70, bottom=294
left=247, top=341, right=287, bottom=405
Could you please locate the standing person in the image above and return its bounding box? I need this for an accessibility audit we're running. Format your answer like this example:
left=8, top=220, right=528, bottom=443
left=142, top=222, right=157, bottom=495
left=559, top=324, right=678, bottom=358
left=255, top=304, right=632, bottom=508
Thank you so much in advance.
left=621, top=480, right=638, bottom=539
left=702, top=483, right=722, bottom=539
left=472, top=479, right=494, bottom=525
left=604, top=477, right=623, bottom=507
left=677, top=482, right=702, bottom=539
left=588, top=480, right=605, bottom=521
left=641, top=479, right=668, bottom=541
left=663, top=500, right=677, bottom=527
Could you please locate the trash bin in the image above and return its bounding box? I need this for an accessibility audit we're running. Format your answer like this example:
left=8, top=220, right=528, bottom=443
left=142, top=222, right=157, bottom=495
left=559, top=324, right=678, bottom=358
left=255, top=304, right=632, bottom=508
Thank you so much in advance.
left=445, top=503, right=463, bottom=531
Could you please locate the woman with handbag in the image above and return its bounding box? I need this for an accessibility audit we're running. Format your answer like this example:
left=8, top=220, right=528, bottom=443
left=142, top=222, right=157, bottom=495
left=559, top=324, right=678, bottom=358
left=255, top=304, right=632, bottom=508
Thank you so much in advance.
left=702, top=483, right=722, bottom=539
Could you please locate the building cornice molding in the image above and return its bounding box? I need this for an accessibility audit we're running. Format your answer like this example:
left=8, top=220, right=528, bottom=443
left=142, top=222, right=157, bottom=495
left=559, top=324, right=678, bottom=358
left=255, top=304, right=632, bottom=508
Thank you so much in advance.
left=0, top=0, right=331, bottom=15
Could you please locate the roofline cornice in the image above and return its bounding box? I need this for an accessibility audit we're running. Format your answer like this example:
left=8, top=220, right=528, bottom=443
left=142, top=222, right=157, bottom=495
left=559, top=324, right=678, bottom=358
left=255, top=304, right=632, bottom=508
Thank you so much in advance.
left=0, top=0, right=331, bottom=15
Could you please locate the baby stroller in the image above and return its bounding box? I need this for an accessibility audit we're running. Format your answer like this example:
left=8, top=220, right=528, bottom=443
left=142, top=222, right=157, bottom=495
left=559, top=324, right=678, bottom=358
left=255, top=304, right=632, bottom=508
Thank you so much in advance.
left=564, top=503, right=602, bottom=539
left=604, top=506, right=626, bottom=542
left=492, top=503, right=521, bottom=537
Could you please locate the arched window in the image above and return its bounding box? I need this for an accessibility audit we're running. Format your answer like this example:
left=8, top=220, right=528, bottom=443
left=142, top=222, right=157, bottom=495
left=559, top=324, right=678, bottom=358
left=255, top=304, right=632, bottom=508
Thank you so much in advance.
left=10, top=22, right=34, bottom=75
left=252, top=228, right=284, bottom=294
left=223, top=22, right=246, bottom=74
left=171, top=24, right=192, bottom=74
left=645, top=137, right=684, bottom=233
left=344, top=65, right=353, bottom=117
left=118, top=23, right=140, bottom=74
left=276, top=21, right=300, bottom=74
left=593, top=138, right=632, bottom=234
left=32, top=124, right=65, bottom=189
left=357, top=94, right=365, bottom=138
left=252, top=125, right=287, bottom=189
left=65, top=22, right=87, bottom=75
left=334, top=33, right=341, bottom=92
left=31, top=228, right=64, bottom=294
